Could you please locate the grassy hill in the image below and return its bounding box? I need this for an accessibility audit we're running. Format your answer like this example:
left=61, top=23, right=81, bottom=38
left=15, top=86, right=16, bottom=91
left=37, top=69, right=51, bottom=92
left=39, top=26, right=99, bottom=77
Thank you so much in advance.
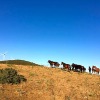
left=0, top=64, right=100, bottom=100
left=0, top=60, right=41, bottom=66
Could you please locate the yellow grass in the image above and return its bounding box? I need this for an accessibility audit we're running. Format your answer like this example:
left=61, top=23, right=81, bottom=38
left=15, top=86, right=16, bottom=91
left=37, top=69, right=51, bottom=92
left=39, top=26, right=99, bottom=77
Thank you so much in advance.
left=0, top=64, right=100, bottom=100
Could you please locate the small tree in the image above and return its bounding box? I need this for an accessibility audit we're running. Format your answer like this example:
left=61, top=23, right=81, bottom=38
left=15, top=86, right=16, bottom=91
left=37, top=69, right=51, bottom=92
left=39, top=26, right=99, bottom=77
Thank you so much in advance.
left=0, top=68, right=27, bottom=84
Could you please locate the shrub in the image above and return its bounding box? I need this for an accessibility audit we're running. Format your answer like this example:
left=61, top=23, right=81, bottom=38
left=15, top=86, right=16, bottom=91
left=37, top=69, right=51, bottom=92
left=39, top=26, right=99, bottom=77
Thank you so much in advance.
left=0, top=68, right=27, bottom=84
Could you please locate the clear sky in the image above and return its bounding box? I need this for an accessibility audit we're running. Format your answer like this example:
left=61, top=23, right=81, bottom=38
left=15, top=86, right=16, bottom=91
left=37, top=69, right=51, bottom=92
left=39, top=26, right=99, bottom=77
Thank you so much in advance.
left=0, top=0, right=100, bottom=70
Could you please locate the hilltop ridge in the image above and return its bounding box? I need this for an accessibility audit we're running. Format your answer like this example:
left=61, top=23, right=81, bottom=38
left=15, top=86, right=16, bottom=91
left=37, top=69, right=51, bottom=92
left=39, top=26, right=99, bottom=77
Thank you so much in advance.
left=0, top=59, right=40, bottom=66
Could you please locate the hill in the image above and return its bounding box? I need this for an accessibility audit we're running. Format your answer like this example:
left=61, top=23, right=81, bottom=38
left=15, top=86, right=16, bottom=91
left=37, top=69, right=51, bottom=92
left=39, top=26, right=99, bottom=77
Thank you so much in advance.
left=0, top=60, right=40, bottom=66
left=0, top=64, right=100, bottom=100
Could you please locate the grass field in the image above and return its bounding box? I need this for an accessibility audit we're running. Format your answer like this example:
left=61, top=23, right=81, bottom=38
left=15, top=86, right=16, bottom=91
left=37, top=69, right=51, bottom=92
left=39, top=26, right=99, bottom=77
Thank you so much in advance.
left=0, top=64, right=100, bottom=100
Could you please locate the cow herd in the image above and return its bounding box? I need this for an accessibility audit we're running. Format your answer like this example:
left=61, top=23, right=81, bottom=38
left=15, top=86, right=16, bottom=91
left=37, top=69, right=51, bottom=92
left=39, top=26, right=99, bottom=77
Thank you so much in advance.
left=48, top=60, right=100, bottom=74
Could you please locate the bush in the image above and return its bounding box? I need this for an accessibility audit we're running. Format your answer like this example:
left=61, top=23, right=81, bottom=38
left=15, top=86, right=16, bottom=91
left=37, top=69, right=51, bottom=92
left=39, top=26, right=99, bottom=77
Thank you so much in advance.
left=0, top=68, right=27, bottom=84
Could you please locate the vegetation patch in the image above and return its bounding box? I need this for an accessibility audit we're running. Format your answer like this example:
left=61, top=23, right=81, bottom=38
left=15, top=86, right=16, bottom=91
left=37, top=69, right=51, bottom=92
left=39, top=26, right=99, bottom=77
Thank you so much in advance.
left=0, top=68, right=27, bottom=84
left=0, top=60, right=41, bottom=66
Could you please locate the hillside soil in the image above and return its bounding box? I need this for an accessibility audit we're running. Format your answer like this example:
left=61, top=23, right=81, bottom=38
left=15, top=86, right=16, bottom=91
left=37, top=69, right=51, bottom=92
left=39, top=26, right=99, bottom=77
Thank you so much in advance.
left=0, top=64, right=100, bottom=100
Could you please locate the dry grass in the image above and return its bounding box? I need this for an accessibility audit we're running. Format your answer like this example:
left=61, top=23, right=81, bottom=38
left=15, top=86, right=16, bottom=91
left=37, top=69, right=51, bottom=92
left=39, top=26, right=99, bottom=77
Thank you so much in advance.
left=0, top=64, right=100, bottom=100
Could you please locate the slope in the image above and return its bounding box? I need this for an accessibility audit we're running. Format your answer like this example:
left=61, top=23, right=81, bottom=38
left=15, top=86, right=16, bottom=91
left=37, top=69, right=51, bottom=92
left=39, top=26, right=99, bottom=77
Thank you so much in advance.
left=0, top=64, right=100, bottom=100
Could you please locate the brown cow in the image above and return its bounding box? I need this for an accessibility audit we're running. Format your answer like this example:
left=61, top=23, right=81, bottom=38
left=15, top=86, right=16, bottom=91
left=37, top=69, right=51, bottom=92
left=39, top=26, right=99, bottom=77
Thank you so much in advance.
left=92, top=66, right=100, bottom=74
left=48, top=60, right=54, bottom=67
left=54, top=62, right=60, bottom=67
left=61, top=62, right=71, bottom=71
left=48, top=60, right=60, bottom=68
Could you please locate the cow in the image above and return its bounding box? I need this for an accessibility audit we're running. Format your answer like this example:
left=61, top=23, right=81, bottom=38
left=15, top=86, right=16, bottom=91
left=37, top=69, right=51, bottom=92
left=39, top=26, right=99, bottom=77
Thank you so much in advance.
left=48, top=60, right=60, bottom=68
left=71, top=63, right=84, bottom=72
left=92, top=66, right=100, bottom=74
left=61, top=62, right=71, bottom=71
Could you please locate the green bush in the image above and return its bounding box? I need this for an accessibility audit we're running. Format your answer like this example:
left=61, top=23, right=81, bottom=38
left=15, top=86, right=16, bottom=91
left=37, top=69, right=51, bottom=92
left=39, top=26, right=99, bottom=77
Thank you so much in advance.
left=0, top=68, right=27, bottom=84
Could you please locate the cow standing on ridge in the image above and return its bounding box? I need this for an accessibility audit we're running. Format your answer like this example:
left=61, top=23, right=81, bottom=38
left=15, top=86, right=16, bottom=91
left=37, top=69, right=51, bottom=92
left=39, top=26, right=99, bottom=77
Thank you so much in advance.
left=48, top=60, right=60, bottom=68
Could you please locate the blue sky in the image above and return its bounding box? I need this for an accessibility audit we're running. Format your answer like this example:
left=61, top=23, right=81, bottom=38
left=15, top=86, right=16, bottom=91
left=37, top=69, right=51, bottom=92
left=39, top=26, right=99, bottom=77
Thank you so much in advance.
left=0, top=0, right=100, bottom=70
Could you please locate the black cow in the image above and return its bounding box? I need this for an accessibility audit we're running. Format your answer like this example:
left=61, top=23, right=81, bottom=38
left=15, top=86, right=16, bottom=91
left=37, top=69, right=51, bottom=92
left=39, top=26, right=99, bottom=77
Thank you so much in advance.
left=71, top=63, right=84, bottom=72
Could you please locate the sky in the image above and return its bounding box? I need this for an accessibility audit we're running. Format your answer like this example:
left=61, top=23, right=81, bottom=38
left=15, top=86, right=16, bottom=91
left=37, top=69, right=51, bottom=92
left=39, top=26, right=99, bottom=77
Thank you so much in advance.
left=0, top=0, right=100, bottom=71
